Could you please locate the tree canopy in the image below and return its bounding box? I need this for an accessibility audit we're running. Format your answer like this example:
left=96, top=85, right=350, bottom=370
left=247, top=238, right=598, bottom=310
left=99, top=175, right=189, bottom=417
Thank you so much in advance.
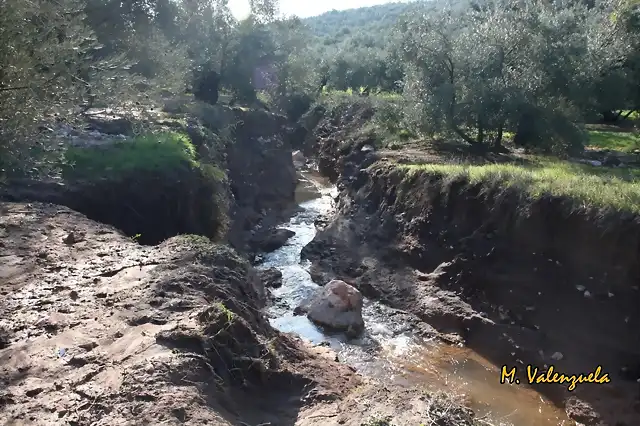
left=2, top=0, right=639, bottom=171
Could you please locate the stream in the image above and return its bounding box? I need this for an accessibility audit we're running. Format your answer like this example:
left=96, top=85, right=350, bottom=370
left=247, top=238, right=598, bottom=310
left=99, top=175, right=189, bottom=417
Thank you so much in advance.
left=259, top=170, right=572, bottom=426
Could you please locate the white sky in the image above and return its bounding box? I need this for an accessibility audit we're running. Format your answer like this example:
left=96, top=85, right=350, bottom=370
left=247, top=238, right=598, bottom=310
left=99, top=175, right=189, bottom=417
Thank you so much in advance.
left=228, top=0, right=399, bottom=20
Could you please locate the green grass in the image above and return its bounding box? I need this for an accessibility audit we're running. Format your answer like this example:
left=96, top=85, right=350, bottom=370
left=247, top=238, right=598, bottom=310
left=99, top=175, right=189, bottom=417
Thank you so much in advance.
left=402, top=156, right=640, bottom=214
left=61, top=132, right=204, bottom=180
left=586, top=130, right=640, bottom=152
left=620, top=110, right=640, bottom=120
left=320, top=88, right=403, bottom=102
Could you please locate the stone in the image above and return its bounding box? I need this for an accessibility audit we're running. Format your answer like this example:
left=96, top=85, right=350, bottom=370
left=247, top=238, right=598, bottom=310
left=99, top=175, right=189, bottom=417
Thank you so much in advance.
left=259, top=268, right=283, bottom=289
left=551, top=351, right=564, bottom=361
left=255, top=228, right=295, bottom=253
left=86, top=113, right=133, bottom=135
left=292, top=150, right=306, bottom=168
left=305, top=280, right=365, bottom=337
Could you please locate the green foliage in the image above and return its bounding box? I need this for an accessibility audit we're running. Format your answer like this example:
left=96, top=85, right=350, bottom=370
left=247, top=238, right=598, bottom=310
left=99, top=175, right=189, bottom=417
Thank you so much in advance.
left=302, top=3, right=411, bottom=92
left=360, top=415, right=394, bottom=426
left=216, top=302, right=235, bottom=324
left=399, top=0, right=633, bottom=153
left=4, top=0, right=640, bottom=173
left=404, top=156, right=640, bottom=214
left=61, top=132, right=199, bottom=180
left=0, top=0, right=151, bottom=175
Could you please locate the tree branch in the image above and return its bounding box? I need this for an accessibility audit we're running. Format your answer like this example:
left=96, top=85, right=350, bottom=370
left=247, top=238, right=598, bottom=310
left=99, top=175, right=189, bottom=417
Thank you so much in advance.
left=0, top=86, right=30, bottom=92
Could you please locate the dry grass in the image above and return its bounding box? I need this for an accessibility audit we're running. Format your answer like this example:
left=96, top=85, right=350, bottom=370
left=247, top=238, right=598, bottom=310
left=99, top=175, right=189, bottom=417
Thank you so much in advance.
left=402, top=156, right=640, bottom=214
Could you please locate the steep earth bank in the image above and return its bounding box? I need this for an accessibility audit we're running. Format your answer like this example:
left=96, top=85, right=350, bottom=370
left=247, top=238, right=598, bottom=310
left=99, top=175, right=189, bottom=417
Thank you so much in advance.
left=0, top=103, right=483, bottom=425
left=301, top=103, right=640, bottom=426
left=0, top=202, right=358, bottom=425
left=224, top=108, right=298, bottom=255
left=0, top=105, right=297, bottom=251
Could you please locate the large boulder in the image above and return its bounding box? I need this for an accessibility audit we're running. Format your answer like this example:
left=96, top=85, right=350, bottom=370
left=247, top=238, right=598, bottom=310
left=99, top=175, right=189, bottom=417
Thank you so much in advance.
left=292, top=150, right=307, bottom=169
left=253, top=228, right=296, bottom=253
left=305, top=280, right=365, bottom=337
left=259, top=268, right=283, bottom=289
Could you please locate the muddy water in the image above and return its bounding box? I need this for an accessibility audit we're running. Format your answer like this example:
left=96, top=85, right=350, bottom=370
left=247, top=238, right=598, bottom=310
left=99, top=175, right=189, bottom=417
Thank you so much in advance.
left=260, top=171, right=572, bottom=426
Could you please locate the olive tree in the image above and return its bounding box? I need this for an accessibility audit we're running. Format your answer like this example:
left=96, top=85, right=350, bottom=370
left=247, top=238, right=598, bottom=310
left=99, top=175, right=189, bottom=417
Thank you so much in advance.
left=400, top=0, right=633, bottom=153
left=1, top=0, right=126, bottom=175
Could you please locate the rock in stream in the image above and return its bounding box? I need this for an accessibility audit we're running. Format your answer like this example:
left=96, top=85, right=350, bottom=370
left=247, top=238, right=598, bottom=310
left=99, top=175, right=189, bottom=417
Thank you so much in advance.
left=301, top=280, right=365, bottom=338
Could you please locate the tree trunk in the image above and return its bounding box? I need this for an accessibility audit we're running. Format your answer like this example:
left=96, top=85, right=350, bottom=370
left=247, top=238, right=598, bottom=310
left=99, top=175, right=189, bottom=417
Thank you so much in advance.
left=493, top=121, right=504, bottom=152
left=602, top=110, right=622, bottom=123
left=514, top=107, right=539, bottom=149
left=450, top=122, right=479, bottom=146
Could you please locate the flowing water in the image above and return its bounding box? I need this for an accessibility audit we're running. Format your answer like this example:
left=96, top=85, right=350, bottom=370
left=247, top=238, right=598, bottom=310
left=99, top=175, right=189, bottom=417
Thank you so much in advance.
left=259, top=170, right=572, bottom=426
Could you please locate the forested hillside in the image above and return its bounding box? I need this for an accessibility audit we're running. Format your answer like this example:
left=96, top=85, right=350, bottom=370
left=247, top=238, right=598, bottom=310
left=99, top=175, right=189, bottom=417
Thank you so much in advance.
left=2, top=0, right=639, bottom=174
left=304, top=1, right=412, bottom=39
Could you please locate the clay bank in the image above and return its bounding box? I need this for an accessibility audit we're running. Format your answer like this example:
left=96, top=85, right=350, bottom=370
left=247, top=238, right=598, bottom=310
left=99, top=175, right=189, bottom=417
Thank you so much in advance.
left=259, top=169, right=572, bottom=426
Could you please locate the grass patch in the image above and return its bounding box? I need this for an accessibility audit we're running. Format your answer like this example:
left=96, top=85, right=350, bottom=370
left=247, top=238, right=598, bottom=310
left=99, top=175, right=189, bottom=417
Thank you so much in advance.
left=586, top=130, right=640, bottom=152
left=61, top=131, right=225, bottom=182
left=619, top=110, right=640, bottom=120
left=62, top=132, right=197, bottom=179
left=320, top=88, right=403, bottom=103
left=402, top=156, right=640, bottom=214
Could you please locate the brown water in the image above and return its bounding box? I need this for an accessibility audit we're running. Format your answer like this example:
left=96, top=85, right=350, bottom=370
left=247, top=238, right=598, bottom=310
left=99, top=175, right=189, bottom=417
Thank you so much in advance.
left=260, top=170, right=573, bottom=426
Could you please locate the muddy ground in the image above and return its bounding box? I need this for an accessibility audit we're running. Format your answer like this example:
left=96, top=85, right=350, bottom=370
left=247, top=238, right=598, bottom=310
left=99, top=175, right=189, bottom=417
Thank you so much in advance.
left=300, top=102, right=640, bottom=426
left=0, top=103, right=485, bottom=426
left=0, top=200, right=487, bottom=425
left=0, top=201, right=361, bottom=425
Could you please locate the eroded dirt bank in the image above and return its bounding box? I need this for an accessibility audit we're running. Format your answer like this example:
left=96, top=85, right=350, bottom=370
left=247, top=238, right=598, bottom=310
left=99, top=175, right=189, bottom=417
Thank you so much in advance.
left=0, top=202, right=485, bottom=426
left=0, top=202, right=363, bottom=425
left=301, top=103, right=640, bottom=425
left=0, top=104, right=487, bottom=425
left=0, top=106, right=297, bottom=251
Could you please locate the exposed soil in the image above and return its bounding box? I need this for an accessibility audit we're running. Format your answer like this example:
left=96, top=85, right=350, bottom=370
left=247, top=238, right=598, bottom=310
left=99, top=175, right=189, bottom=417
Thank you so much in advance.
left=0, top=201, right=364, bottom=425
left=301, top=103, right=640, bottom=426
left=0, top=106, right=298, bottom=250
left=0, top=201, right=489, bottom=425
left=225, top=108, right=299, bottom=255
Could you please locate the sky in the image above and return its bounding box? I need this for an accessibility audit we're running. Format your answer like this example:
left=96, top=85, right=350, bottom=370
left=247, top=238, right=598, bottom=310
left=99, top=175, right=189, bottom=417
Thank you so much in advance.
left=228, top=0, right=399, bottom=20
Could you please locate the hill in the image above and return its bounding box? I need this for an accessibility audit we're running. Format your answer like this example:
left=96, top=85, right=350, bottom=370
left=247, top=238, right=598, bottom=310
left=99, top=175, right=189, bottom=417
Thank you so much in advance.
left=303, top=2, right=414, bottom=43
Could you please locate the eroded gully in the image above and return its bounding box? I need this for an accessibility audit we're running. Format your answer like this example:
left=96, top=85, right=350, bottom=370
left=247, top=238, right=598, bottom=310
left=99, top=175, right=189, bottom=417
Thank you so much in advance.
left=258, top=170, right=573, bottom=426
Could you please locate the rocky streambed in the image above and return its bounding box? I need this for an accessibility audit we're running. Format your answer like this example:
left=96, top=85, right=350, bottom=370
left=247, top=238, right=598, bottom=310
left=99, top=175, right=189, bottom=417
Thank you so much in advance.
left=258, top=169, right=572, bottom=426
